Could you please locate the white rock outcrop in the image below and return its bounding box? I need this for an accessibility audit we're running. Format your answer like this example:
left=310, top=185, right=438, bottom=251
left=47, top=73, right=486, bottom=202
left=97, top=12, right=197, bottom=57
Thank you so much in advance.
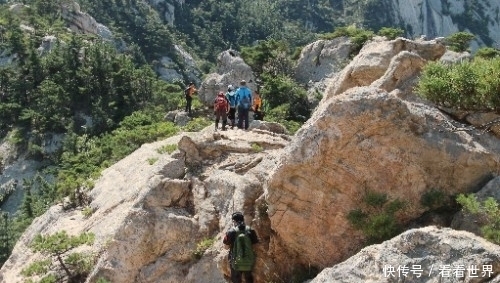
left=199, top=50, right=256, bottom=106
left=60, top=1, right=112, bottom=39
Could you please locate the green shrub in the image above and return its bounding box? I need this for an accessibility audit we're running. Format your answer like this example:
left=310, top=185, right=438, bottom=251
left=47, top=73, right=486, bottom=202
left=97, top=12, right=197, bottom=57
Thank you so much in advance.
left=445, top=32, right=475, bottom=52
left=457, top=194, right=500, bottom=244
left=21, top=259, right=52, bottom=277
left=26, top=231, right=95, bottom=282
left=192, top=237, right=216, bottom=260
left=416, top=57, right=500, bottom=111
left=251, top=143, right=263, bottom=152
left=347, top=190, right=406, bottom=243
left=420, top=188, right=448, bottom=209
left=377, top=27, right=404, bottom=40
left=157, top=144, right=177, bottom=154
left=475, top=47, right=500, bottom=59
left=147, top=157, right=158, bottom=165
left=320, top=25, right=374, bottom=56
left=82, top=206, right=93, bottom=218
left=363, top=191, right=388, bottom=208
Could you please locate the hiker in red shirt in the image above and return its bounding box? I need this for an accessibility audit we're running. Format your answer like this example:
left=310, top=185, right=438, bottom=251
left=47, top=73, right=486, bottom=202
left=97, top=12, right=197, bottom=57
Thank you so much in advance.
left=214, top=91, right=230, bottom=131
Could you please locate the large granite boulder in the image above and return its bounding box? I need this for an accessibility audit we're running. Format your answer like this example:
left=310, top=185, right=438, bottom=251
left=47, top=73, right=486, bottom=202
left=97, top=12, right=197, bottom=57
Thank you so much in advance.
left=199, top=50, right=256, bottom=106
left=309, top=226, right=500, bottom=283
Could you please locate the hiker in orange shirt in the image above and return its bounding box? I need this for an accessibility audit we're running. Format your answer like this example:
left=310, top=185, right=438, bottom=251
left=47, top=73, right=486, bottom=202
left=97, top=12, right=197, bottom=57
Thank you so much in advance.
left=252, top=91, right=263, bottom=121
left=184, top=82, right=197, bottom=115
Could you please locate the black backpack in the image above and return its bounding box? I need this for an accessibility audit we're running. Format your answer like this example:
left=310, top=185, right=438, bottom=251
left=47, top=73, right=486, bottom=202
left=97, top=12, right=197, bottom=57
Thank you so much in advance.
left=184, top=87, right=191, bottom=98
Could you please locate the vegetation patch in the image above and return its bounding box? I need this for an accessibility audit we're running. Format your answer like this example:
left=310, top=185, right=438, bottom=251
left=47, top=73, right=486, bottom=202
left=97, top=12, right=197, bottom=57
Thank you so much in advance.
left=319, top=25, right=375, bottom=57
left=347, top=190, right=406, bottom=244
left=457, top=194, right=500, bottom=244
left=416, top=57, right=500, bottom=111
left=22, top=231, right=95, bottom=283
left=192, top=237, right=216, bottom=260
left=251, top=143, right=264, bottom=152
left=157, top=144, right=178, bottom=154
left=147, top=157, right=159, bottom=165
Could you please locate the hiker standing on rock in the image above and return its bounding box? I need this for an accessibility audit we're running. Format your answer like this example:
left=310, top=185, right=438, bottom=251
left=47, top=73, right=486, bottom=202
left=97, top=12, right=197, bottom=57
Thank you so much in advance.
left=226, top=84, right=237, bottom=129
left=184, top=82, right=197, bottom=116
left=252, top=91, right=263, bottom=121
left=235, top=80, right=252, bottom=130
left=223, top=212, right=259, bottom=283
left=214, top=91, right=230, bottom=131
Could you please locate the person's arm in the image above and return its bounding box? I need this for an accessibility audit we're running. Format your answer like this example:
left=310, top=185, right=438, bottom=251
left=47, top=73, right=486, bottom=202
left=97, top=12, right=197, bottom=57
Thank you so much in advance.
left=249, top=229, right=259, bottom=244
left=223, top=230, right=234, bottom=245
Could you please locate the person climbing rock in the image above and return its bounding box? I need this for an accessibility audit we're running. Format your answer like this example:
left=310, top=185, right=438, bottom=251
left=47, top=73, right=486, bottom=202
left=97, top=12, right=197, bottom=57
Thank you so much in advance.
left=235, top=80, right=252, bottom=130
left=226, top=85, right=237, bottom=129
left=214, top=91, right=229, bottom=131
left=184, top=82, right=197, bottom=115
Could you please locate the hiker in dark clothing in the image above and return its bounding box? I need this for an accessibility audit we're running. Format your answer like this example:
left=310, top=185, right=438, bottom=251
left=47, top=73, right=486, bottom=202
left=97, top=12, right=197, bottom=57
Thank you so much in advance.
left=184, top=82, right=197, bottom=115
left=223, top=212, right=259, bottom=283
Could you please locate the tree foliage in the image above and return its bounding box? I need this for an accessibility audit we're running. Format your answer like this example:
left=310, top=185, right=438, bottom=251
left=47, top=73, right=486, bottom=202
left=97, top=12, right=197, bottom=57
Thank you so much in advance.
left=347, top=190, right=406, bottom=244
left=457, top=194, right=500, bottom=244
left=445, top=31, right=475, bottom=52
left=416, top=57, right=500, bottom=111
left=25, top=231, right=95, bottom=282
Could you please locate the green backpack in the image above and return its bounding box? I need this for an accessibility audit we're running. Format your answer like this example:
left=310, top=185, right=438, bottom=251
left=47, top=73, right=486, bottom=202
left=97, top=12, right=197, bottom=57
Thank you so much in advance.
left=231, top=227, right=255, bottom=271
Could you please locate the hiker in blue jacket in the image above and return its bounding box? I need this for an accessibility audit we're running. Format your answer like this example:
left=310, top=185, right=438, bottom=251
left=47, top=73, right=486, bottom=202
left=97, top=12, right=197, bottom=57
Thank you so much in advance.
left=223, top=212, right=259, bottom=283
left=234, top=80, right=253, bottom=130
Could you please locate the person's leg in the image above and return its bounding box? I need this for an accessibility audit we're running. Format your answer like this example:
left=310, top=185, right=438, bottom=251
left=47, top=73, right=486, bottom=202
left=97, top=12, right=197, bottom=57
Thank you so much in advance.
left=230, top=267, right=243, bottom=283
left=215, top=117, right=219, bottom=130
left=243, top=271, right=254, bottom=283
left=229, top=108, right=236, bottom=128
left=187, top=98, right=192, bottom=114
left=237, top=108, right=244, bottom=129
left=244, top=109, right=250, bottom=130
left=222, top=111, right=227, bottom=130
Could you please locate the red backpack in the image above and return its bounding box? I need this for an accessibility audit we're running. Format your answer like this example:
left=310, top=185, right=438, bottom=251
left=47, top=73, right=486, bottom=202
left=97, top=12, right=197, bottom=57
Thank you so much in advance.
left=215, top=95, right=228, bottom=111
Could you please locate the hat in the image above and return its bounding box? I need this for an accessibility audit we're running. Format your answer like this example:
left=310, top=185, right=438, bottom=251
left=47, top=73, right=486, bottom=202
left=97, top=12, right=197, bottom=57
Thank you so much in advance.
left=240, top=80, right=246, bottom=85
left=218, top=91, right=225, bottom=96
left=232, top=212, right=244, bottom=222
left=227, top=84, right=234, bottom=91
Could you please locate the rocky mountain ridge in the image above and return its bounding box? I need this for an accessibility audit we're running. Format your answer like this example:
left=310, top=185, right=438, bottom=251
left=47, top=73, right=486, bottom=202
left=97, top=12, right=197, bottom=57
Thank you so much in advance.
left=2, top=35, right=500, bottom=282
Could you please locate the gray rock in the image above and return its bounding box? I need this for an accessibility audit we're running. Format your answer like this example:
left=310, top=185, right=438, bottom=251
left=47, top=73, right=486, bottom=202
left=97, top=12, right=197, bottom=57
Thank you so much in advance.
left=310, top=226, right=500, bottom=283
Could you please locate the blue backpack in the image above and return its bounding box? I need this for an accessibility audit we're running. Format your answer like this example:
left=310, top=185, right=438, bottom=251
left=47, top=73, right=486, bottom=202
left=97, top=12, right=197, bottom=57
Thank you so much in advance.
left=237, top=88, right=251, bottom=109
left=226, top=91, right=237, bottom=108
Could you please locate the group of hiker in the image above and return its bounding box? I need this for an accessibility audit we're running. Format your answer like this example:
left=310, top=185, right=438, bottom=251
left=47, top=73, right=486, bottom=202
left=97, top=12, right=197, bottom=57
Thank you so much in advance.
left=184, top=80, right=264, bottom=131
left=183, top=82, right=261, bottom=282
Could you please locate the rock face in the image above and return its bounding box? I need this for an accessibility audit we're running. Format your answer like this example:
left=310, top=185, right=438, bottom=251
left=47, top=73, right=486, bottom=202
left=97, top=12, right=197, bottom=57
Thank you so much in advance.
left=294, top=37, right=353, bottom=85
left=324, top=37, right=446, bottom=100
left=37, top=35, right=58, bottom=55
left=375, top=0, right=500, bottom=50
left=294, top=37, right=353, bottom=106
left=155, top=45, right=201, bottom=84
left=309, top=226, right=500, bottom=283
left=264, top=37, right=500, bottom=277
left=60, top=1, right=113, bottom=39
left=199, top=50, right=256, bottom=106
left=0, top=128, right=290, bottom=283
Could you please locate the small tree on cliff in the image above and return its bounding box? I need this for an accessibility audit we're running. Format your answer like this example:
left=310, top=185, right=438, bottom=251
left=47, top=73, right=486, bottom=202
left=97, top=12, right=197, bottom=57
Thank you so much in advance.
left=22, top=231, right=95, bottom=283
